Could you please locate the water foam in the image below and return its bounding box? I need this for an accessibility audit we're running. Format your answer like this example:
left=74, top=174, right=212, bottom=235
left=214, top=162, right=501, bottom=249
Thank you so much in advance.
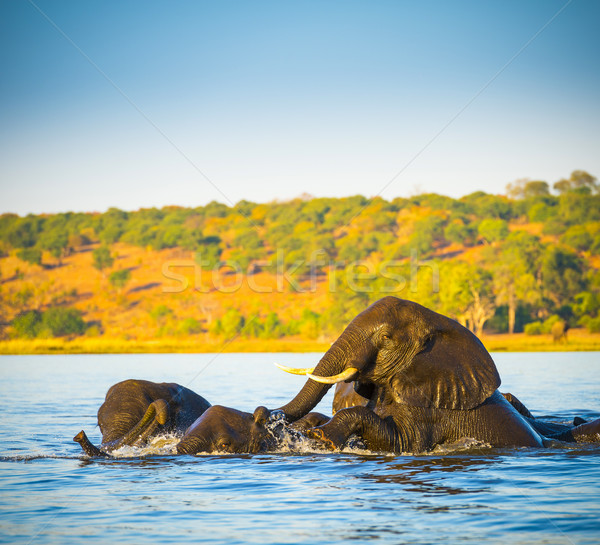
left=261, top=411, right=373, bottom=455
left=109, top=433, right=182, bottom=458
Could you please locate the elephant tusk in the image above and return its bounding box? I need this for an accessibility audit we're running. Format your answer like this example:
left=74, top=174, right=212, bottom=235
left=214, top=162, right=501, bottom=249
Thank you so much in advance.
left=274, top=363, right=316, bottom=375
left=307, top=367, right=359, bottom=384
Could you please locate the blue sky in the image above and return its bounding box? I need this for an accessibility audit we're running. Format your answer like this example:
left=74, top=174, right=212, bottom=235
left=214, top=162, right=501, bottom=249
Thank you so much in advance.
left=1, top=0, right=599, bottom=215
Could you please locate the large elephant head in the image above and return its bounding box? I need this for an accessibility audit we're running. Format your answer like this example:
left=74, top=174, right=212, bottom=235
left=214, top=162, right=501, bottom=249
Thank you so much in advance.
left=278, top=297, right=500, bottom=421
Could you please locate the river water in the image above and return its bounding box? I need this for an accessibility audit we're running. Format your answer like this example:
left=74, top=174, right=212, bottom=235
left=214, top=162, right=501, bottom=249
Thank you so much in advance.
left=1, top=352, right=599, bottom=544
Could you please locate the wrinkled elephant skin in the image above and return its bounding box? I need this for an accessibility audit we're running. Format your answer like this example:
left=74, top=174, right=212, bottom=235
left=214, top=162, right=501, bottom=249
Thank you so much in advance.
left=176, top=405, right=330, bottom=454
left=276, top=297, right=600, bottom=453
left=74, top=379, right=210, bottom=456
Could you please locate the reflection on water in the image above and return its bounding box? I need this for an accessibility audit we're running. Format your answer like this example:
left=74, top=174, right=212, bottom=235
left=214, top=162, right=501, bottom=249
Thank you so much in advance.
left=0, top=352, right=599, bottom=545
left=363, top=452, right=498, bottom=490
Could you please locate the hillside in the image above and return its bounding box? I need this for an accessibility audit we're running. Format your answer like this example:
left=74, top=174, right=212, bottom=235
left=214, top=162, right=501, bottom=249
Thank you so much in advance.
left=1, top=172, right=600, bottom=353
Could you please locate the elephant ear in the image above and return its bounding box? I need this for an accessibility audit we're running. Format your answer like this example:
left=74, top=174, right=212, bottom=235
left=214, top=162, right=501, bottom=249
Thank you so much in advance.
left=253, top=406, right=270, bottom=426
left=390, top=327, right=500, bottom=410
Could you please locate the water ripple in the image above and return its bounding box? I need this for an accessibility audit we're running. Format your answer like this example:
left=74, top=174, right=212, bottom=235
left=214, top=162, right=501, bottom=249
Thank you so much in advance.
left=1, top=353, right=600, bottom=545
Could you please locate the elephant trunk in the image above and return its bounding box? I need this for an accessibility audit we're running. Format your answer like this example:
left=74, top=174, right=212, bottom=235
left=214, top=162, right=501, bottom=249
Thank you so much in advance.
left=278, top=324, right=370, bottom=421
left=176, top=434, right=210, bottom=455
left=109, top=399, right=169, bottom=451
left=73, top=430, right=107, bottom=457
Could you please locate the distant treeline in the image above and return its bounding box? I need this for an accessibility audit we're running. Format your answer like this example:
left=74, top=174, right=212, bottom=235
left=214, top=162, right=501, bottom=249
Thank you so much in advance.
left=1, top=170, right=599, bottom=337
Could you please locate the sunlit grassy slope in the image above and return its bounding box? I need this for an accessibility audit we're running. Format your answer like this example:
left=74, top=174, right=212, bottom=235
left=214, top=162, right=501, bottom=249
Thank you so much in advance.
left=1, top=239, right=599, bottom=354
left=2, top=183, right=600, bottom=353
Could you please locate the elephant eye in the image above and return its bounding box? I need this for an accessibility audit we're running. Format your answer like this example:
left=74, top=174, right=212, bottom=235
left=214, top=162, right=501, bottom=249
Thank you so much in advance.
left=422, top=335, right=435, bottom=351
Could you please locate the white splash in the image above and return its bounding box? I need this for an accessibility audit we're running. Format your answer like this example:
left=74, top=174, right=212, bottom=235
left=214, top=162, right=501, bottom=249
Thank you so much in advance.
left=109, top=433, right=181, bottom=458
left=430, top=437, right=492, bottom=454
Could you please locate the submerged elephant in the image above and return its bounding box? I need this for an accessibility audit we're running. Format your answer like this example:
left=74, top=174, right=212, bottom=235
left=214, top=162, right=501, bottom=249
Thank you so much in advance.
left=175, top=379, right=409, bottom=456
left=275, top=297, right=600, bottom=453
left=176, top=405, right=329, bottom=455
left=74, top=379, right=211, bottom=456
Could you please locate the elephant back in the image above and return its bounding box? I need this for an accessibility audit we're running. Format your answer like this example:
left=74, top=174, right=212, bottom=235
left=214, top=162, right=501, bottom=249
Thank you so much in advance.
left=170, top=384, right=211, bottom=429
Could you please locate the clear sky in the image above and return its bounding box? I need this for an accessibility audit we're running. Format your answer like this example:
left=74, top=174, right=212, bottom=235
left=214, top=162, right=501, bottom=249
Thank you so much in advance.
left=1, top=0, right=599, bottom=215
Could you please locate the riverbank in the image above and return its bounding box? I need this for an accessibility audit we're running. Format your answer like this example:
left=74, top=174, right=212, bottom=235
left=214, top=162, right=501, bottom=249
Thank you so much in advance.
left=0, top=337, right=329, bottom=355
left=1, top=328, right=599, bottom=354
left=480, top=328, right=600, bottom=352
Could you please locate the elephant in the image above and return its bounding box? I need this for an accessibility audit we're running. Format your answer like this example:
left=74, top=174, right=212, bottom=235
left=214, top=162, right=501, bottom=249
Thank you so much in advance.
left=176, top=405, right=330, bottom=455
left=74, top=379, right=211, bottom=456
left=551, top=320, right=569, bottom=343
left=333, top=382, right=591, bottom=442
left=175, top=380, right=417, bottom=456
left=274, top=297, right=600, bottom=453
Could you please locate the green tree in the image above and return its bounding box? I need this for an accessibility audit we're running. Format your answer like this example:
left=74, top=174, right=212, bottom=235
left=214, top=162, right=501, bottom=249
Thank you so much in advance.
left=572, top=292, right=599, bottom=323
left=439, top=262, right=495, bottom=334
left=229, top=230, right=265, bottom=271
left=219, top=309, right=245, bottom=339
left=194, top=237, right=222, bottom=269
left=493, top=257, right=538, bottom=334
left=109, top=269, right=131, bottom=292
left=541, top=247, right=587, bottom=308
left=99, top=223, right=124, bottom=244
left=244, top=318, right=264, bottom=338
left=337, top=237, right=367, bottom=263
left=234, top=199, right=258, bottom=219
left=322, top=268, right=371, bottom=334
left=67, top=233, right=91, bottom=251
left=155, top=225, right=188, bottom=249
left=16, top=248, right=42, bottom=266
left=556, top=193, right=600, bottom=227
left=405, top=215, right=447, bottom=255
left=478, top=219, right=509, bottom=244
left=411, top=193, right=455, bottom=210
left=260, top=312, right=284, bottom=339
left=6, top=216, right=42, bottom=248
left=528, top=201, right=557, bottom=223
left=553, top=170, right=598, bottom=195
left=297, top=309, right=321, bottom=339
left=233, top=230, right=263, bottom=252
left=92, top=246, right=114, bottom=274
left=523, top=181, right=550, bottom=198
left=12, top=310, right=42, bottom=338
left=560, top=225, right=593, bottom=252
left=444, top=219, right=477, bottom=246
left=98, top=207, right=127, bottom=244
left=41, top=307, right=86, bottom=337
left=506, top=179, right=550, bottom=199
left=150, top=304, right=174, bottom=335
left=203, top=200, right=229, bottom=218
left=489, top=232, right=543, bottom=334
left=38, top=228, right=69, bottom=261
left=460, top=192, right=515, bottom=219
left=178, top=318, right=202, bottom=336
left=150, top=304, right=173, bottom=322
